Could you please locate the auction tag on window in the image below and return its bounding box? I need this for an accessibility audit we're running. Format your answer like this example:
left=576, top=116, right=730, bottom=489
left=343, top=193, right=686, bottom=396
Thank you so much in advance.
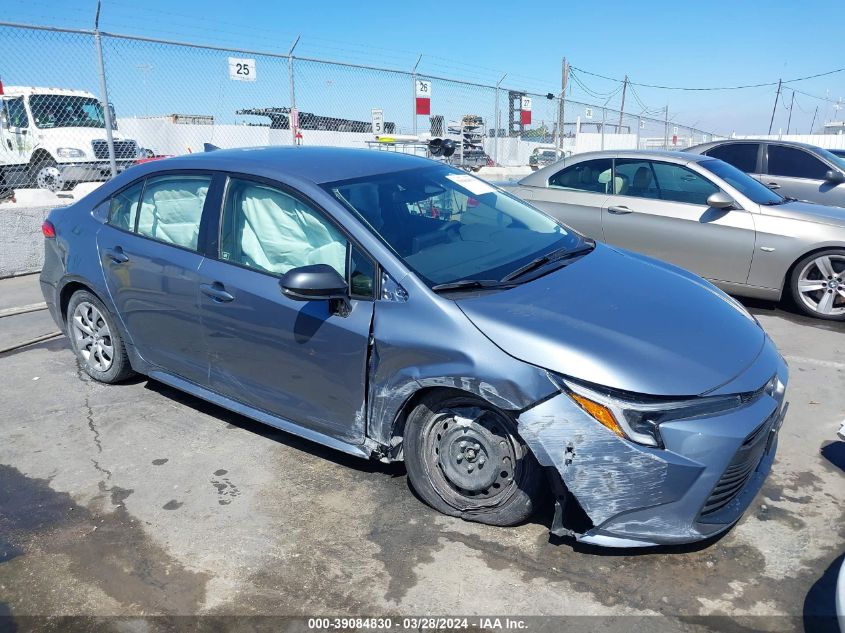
left=446, top=173, right=495, bottom=196
left=228, top=57, right=256, bottom=82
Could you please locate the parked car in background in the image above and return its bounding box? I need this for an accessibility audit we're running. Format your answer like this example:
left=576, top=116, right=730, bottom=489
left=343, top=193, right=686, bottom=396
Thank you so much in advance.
left=0, top=87, right=141, bottom=192
left=506, top=150, right=845, bottom=320
left=529, top=146, right=565, bottom=171
left=686, top=139, right=845, bottom=207
left=40, top=146, right=789, bottom=547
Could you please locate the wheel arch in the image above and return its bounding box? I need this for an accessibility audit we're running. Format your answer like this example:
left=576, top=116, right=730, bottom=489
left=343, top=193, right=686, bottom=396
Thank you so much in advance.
left=783, top=244, right=845, bottom=292
left=28, top=148, right=55, bottom=169
left=384, top=385, right=522, bottom=461
left=59, top=280, right=106, bottom=321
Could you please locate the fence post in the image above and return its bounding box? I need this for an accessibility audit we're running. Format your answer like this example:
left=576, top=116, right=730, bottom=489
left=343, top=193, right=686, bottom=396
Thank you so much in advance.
left=288, top=35, right=300, bottom=146
left=601, top=108, right=606, bottom=150
left=663, top=106, right=669, bottom=150
left=93, top=30, right=117, bottom=178
left=411, top=55, right=422, bottom=136
left=636, top=116, right=641, bottom=149
left=494, top=73, right=506, bottom=166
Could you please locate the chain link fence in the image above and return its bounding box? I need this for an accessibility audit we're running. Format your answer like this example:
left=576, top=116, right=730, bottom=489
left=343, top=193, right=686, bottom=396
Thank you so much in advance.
left=0, top=21, right=720, bottom=192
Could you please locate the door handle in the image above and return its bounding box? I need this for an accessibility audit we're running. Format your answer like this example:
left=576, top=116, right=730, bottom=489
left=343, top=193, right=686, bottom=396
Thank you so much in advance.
left=200, top=282, right=235, bottom=303
left=766, top=182, right=781, bottom=190
left=105, top=247, right=129, bottom=263
left=607, top=205, right=633, bottom=215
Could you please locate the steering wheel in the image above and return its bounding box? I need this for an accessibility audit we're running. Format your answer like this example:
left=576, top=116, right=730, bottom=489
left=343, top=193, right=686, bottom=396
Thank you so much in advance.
left=436, top=220, right=462, bottom=242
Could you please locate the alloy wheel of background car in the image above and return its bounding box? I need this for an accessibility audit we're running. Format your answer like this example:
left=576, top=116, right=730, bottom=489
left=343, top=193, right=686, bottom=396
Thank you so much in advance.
left=31, top=158, right=64, bottom=193
left=67, top=290, right=134, bottom=383
left=791, top=250, right=845, bottom=320
left=404, top=393, right=544, bottom=526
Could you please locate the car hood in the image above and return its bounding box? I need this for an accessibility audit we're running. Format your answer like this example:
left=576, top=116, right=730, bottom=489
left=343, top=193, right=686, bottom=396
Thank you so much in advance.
left=455, top=244, right=765, bottom=397
left=760, top=199, right=845, bottom=228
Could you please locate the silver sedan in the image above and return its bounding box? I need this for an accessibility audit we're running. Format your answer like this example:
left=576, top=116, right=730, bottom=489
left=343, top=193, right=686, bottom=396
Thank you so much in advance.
left=507, top=150, right=845, bottom=321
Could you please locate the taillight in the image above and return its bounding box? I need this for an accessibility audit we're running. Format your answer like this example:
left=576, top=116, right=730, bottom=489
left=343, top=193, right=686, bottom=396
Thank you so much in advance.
left=41, top=220, right=56, bottom=238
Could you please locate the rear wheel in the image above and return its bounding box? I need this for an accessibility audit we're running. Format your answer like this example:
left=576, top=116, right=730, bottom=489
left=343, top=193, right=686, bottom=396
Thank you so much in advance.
left=30, top=156, right=64, bottom=192
left=789, top=249, right=845, bottom=321
left=67, top=290, right=134, bottom=383
left=404, top=393, right=545, bottom=526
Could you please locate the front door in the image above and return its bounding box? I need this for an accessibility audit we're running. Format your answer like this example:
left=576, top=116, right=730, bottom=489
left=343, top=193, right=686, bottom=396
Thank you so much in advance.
left=98, top=172, right=214, bottom=385
left=518, top=157, right=612, bottom=239
left=601, top=158, right=755, bottom=284
left=763, top=143, right=845, bottom=205
left=198, top=176, right=376, bottom=443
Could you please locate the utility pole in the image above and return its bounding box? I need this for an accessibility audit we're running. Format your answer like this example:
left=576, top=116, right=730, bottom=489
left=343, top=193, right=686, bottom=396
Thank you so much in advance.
left=786, top=90, right=795, bottom=135
left=617, top=75, right=628, bottom=134
left=558, top=58, right=569, bottom=150
left=768, top=79, right=782, bottom=135
left=663, top=105, right=669, bottom=150
left=810, top=105, right=819, bottom=134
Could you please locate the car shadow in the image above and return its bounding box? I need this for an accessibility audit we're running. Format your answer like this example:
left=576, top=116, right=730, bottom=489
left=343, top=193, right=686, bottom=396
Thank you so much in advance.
left=142, top=378, right=405, bottom=477
left=803, top=552, right=843, bottom=633
left=737, top=296, right=844, bottom=333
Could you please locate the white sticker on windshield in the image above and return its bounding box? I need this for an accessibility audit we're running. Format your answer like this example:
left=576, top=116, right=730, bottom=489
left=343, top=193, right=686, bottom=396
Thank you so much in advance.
left=445, top=173, right=496, bottom=196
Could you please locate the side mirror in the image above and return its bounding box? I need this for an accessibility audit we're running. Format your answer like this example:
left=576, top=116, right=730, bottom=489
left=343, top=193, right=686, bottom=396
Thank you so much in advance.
left=707, top=191, right=736, bottom=210
left=279, top=264, right=348, bottom=302
left=824, top=170, right=845, bottom=184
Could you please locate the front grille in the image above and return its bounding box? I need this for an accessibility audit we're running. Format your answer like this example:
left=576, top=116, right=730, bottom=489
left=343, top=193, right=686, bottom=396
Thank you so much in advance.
left=91, top=139, right=137, bottom=160
left=700, top=410, right=777, bottom=517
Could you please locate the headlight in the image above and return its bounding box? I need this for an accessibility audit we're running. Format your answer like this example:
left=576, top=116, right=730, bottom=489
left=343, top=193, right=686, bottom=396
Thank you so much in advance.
left=56, top=147, right=86, bottom=158
left=550, top=374, right=743, bottom=448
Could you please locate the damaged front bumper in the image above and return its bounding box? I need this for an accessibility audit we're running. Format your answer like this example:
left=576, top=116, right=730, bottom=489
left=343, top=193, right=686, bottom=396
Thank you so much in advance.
left=518, top=346, right=789, bottom=548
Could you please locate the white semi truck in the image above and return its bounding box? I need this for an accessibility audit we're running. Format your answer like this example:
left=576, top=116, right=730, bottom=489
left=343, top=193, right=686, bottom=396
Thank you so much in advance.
left=0, top=86, right=140, bottom=192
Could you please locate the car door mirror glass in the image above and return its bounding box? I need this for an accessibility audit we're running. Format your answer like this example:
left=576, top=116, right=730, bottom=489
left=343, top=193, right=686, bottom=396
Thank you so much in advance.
left=279, top=264, right=349, bottom=302
left=706, top=191, right=736, bottom=210
left=824, top=170, right=845, bottom=184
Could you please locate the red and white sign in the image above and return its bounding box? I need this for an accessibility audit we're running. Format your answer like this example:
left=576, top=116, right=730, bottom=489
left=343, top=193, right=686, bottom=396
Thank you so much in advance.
left=415, top=79, right=431, bottom=116
left=0, top=77, right=4, bottom=96
left=520, top=96, right=532, bottom=125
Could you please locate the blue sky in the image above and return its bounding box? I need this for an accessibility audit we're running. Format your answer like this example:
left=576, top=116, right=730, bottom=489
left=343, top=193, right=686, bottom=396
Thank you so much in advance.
left=3, top=0, right=843, bottom=134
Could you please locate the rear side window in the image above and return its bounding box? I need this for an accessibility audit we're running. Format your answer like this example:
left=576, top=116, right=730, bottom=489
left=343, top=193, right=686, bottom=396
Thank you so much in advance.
left=706, top=143, right=759, bottom=173
left=108, top=181, right=144, bottom=231
left=767, top=145, right=828, bottom=180
left=549, top=158, right=615, bottom=193
left=136, top=175, right=212, bottom=251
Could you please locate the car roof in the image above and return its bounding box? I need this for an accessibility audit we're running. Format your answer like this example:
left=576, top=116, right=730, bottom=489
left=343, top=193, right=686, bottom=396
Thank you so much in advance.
left=518, top=149, right=713, bottom=185
left=127, top=146, right=439, bottom=185
left=687, top=138, right=828, bottom=154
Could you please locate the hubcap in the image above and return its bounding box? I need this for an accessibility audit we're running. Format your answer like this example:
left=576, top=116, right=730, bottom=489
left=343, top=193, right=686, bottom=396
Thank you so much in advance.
left=428, top=406, right=517, bottom=501
left=36, top=166, right=63, bottom=192
left=71, top=302, right=114, bottom=372
left=797, top=254, right=845, bottom=316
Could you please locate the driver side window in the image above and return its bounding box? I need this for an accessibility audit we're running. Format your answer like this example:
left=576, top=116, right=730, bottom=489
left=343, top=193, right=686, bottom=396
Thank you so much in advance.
left=549, top=158, right=615, bottom=193
left=220, top=178, right=375, bottom=298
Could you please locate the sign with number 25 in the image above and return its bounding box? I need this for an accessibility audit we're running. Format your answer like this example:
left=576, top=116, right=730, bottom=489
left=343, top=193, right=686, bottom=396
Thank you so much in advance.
left=228, top=57, right=256, bottom=82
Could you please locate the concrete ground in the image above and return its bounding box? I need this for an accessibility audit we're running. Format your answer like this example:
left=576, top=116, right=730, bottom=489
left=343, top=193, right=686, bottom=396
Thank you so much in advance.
left=0, top=273, right=843, bottom=632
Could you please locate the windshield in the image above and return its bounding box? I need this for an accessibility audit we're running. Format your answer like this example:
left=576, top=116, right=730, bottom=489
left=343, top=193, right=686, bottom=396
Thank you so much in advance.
left=28, top=94, right=109, bottom=129
left=698, top=158, right=783, bottom=205
left=324, top=164, right=582, bottom=287
left=815, top=147, right=845, bottom=172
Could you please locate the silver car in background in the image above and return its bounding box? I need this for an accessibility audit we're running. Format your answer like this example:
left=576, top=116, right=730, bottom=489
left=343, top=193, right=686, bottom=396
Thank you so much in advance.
left=508, top=150, right=845, bottom=320
left=686, top=139, right=845, bottom=207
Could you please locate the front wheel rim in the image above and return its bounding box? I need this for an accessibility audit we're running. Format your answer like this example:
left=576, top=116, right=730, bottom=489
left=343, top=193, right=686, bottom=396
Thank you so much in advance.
left=36, top=166, right=63, bottom=192
left=71, top=302, right=114, bottom=372
left=797, top=254, right=845, bottom=316
left=424, top=405, right=521, bottom=508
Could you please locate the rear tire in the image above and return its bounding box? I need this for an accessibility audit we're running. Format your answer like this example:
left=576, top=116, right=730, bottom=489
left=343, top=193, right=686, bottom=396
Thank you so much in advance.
left=789, top=249, right=845, bottom=321
left=404, top=392, right=545, bottom=526
left=67, top=290, right=134, bottom=383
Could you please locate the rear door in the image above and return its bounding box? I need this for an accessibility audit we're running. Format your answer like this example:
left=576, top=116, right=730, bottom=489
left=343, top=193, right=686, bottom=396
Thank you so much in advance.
left=763, top=143, right=842, bottom=204
left=601, top=158, right=755, bottom=284
left=97, top=171, right=217, bottom=385
left=517, top=157, right=613, bottom=239
left=197, top=176, right=376, bottom=443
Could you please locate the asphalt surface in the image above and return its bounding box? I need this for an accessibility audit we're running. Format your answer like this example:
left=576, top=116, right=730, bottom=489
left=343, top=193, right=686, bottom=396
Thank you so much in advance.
left=0, top=273, right=843, bottom=632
